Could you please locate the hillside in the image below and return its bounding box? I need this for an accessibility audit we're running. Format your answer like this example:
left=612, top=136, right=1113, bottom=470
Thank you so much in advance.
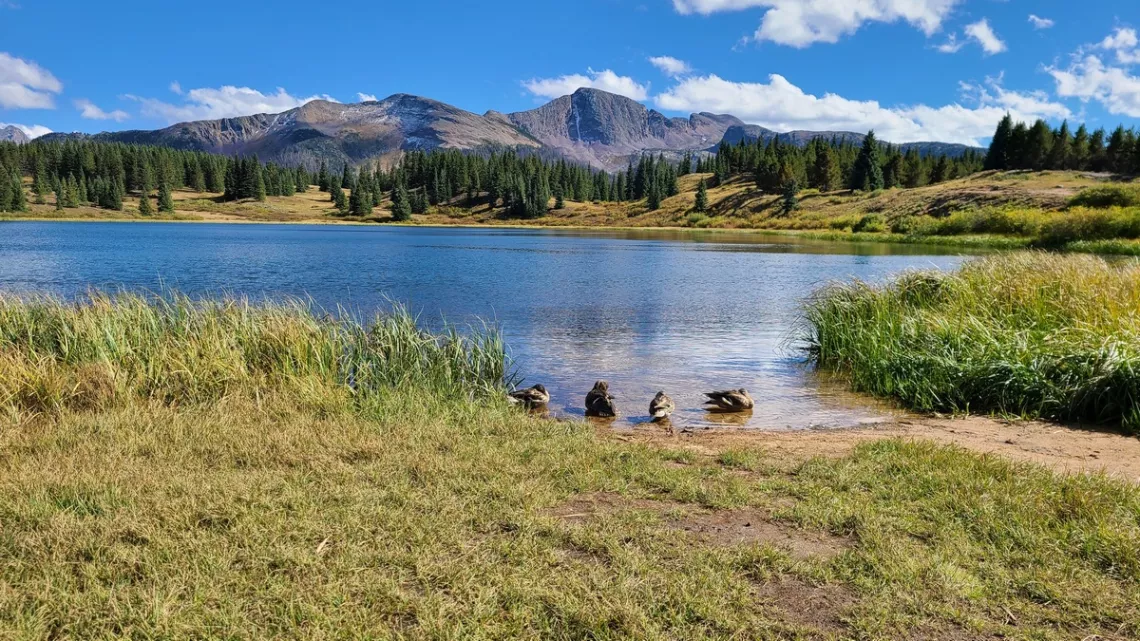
left=10, top=170, right=1140, bottom=253
left=37, top=88, right=984, bottom=172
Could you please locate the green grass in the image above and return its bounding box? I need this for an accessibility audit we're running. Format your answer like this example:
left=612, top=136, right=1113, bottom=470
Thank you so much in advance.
left=803, top=253, right=1140, bottom=431
left=0, top=294, right=1137, bottom=638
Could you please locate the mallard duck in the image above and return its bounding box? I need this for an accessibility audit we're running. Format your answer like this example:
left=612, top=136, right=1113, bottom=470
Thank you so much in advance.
left=585, top=380, right=617, bottom=417
left=649, top=391, right=674, bottom=421
left=703, top=388, right=754, bottom=412
left=508, top=384, right=550, bottom=407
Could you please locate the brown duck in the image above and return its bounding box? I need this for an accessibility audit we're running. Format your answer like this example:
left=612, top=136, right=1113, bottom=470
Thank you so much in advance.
left=585, top=380, right=617, bottom=417
left=703, top=388, right=754, bottom=412
left=649, top=391, right=675, bottom=421
left=508, top=384, right=550, bottom=407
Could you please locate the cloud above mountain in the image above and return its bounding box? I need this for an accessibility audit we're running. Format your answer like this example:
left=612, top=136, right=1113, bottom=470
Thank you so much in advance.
left=654, top=73, right=1069, bottom=146
left=523, top=69, right=649, bottom=101
left=125, top=84, right=339, bottom=124
left=670, top=0, right=962, bottom=48
left=0, top=52, right=62, bottom=109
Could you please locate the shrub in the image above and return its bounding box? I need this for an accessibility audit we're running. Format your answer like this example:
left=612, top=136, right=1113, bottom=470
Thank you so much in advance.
left=1069, top=185, right=1140, bottom=209
left=852, top=213, right=887, bottom=233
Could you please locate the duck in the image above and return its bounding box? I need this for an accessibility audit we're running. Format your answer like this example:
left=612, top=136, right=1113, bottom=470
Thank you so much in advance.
left=585, top=380, right=617, bottom=417
left=703, top=388, right=754, bottom=412
left=649, top=391, right=675, bottom=421
left=508, top=383, right=550, bottom=407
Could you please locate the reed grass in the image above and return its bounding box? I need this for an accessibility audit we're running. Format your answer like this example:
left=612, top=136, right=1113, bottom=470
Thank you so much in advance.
left=802, top=253, right=1140, bottom=430
left=0, top=292, right=511, bottom=418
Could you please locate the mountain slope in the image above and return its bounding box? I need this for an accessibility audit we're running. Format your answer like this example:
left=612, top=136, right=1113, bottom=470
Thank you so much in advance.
left=33, top=89, right=985, bottom=169
left=719, top=125, right=978, bottom=158
left=507, top=88, right=741, bottom=169
left=50, top=95, right=541, bottom=170
left=0, top=126, right=30, bottom=144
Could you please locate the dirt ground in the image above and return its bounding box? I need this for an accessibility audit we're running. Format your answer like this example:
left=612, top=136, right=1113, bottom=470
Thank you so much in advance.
left=615, top=415, right=1140, bottom=484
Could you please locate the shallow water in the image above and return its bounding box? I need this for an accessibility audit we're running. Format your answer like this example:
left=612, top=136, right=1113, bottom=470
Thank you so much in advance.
left=0, top=222, right=975, bottom=429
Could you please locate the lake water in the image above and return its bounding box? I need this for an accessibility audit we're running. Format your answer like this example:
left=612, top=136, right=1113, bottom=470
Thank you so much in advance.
left=0, top=222, right=975, bottom=429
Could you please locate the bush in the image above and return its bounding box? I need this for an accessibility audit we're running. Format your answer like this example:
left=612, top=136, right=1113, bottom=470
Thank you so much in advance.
left=852, top=213, right=887, bottom=233
left=1069, top=185, right=1140, bottom=209
left=1035, top=208, right=1140, bottom=247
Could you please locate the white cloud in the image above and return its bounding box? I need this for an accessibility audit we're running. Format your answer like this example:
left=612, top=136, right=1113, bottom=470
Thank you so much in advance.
left=522, top=68, right=649, bottom=101
left=74, top=98, right=129, bottom=122
left=670, top=0, right=962, bottom=48
left=169, top=81, right=183, bottom=95
left=125, top=85, right=339, bottom=123
left=964, top=19, right=1006, bottom=55
left=1098, top=27, right=1140, bottom=65
left=653, top=73, right=1070, bottom=146
left=1027, top=14, right=1054, bottom=30
left=1048, top=55, right=1140, bottom=117
left=0, top=121, right=51, bottom=138
left=648, top=56, right=692, bottom=77
left=357, top=92, right=378, bottom=102
left=0, top=52, right=62, bottom=109
left=936, top=33, right=963, bottom=53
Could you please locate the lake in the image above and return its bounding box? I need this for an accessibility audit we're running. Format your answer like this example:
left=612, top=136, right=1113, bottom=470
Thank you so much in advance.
left=0, top=222, right=974, bottom=429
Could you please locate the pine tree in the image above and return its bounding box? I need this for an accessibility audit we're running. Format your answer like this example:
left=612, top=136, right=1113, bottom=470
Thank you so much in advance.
left=1072, top=125, right=1090, bottom=170
left=779, top=179, right=799, bottom=217
left=694, top=178, right=708, bottom=212
left=334, top=186, right=348, bottom=213
left=985, top=114, right=1013, bottom=170
left=157, top=181, right=174, bottom=212
left=646, top=182, right=662, bottom=211
left=318, top=161, right=329, bottom=192
left=851, top=131, right=884, bottom=191
left=138, top=173, right=154, bottom=215
left=1048, top=121, right=1071, bottom=170
left=341, top=164, right=352, bottom=190
left=391, top=184, right=411, bottom=221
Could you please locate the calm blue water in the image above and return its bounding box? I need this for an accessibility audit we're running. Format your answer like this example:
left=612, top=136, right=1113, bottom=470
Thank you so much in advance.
left=0, top=222, right=973, bottom=428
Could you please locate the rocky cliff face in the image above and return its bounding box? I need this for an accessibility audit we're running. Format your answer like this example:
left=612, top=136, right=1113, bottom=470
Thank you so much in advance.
left=507, top=88, right=742, bottom=169
left=0, top=126, right=30, bottom=144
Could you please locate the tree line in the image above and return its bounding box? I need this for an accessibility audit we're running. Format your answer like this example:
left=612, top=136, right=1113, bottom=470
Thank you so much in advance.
left=0, top=138, right=312, bottom=213
left=985, top=114, right=1140, bottom=174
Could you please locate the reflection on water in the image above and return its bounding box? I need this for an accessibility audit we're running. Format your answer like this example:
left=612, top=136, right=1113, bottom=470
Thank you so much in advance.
left=0, top=222, right=975, bottom=429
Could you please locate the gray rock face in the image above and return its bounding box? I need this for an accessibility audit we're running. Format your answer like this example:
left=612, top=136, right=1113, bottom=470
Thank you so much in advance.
left=507, top=88, right=742, bottom=169
left=0, top=125, right=30, bottom=144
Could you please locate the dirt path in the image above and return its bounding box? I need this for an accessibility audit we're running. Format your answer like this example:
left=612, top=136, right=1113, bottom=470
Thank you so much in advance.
left=617, top=415, right=1140, bottom=483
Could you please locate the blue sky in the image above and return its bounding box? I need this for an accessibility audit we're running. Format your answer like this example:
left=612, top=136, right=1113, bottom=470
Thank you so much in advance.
left=1, top=0, right=1138, bottom=145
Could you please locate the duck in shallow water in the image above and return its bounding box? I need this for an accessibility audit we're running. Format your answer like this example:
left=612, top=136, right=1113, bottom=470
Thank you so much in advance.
left=703, top=389, right=754, bottom=412
left=585, top=380, right=617, bottom=418
left=649, top=391, right=675, bottom=421
left=508, top=384, right=550, bottom=407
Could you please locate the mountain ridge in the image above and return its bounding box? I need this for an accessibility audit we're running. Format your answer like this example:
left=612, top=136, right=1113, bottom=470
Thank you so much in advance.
left=35, top=88, right=984, bottom=171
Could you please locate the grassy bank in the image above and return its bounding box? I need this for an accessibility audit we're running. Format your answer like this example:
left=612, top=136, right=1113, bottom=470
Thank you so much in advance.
left=8, top=172, right=1140, bottom=257
left=804, top=253, right=1140, bottom=431
left=0, top=294, right=1137, bottom=638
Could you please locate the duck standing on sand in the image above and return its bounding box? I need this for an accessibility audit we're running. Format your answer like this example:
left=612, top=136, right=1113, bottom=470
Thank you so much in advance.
left=649, top=391, right=674, bottom=421
left=585, top=380, right=617, bottom=417
left=703, top=389, right=754, bottom=412
left=508, top=384, right=550, bottom=408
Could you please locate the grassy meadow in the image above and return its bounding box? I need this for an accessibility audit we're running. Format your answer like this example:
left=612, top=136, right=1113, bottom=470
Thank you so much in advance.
left=0, top=292, right=1137, bottom=639
left=804, top=252, right=1140, bottom=431
left=8, top=170, right=1140, bottom=255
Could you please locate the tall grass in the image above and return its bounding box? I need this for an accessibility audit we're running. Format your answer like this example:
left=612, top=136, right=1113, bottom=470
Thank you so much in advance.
left=0, top=292, right=511, bottom=416
left=802, top=253, right=1140, bottom=430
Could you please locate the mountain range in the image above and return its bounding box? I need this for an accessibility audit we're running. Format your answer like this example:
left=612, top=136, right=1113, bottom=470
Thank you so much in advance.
left=31, top=88, right=981, bottom=171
